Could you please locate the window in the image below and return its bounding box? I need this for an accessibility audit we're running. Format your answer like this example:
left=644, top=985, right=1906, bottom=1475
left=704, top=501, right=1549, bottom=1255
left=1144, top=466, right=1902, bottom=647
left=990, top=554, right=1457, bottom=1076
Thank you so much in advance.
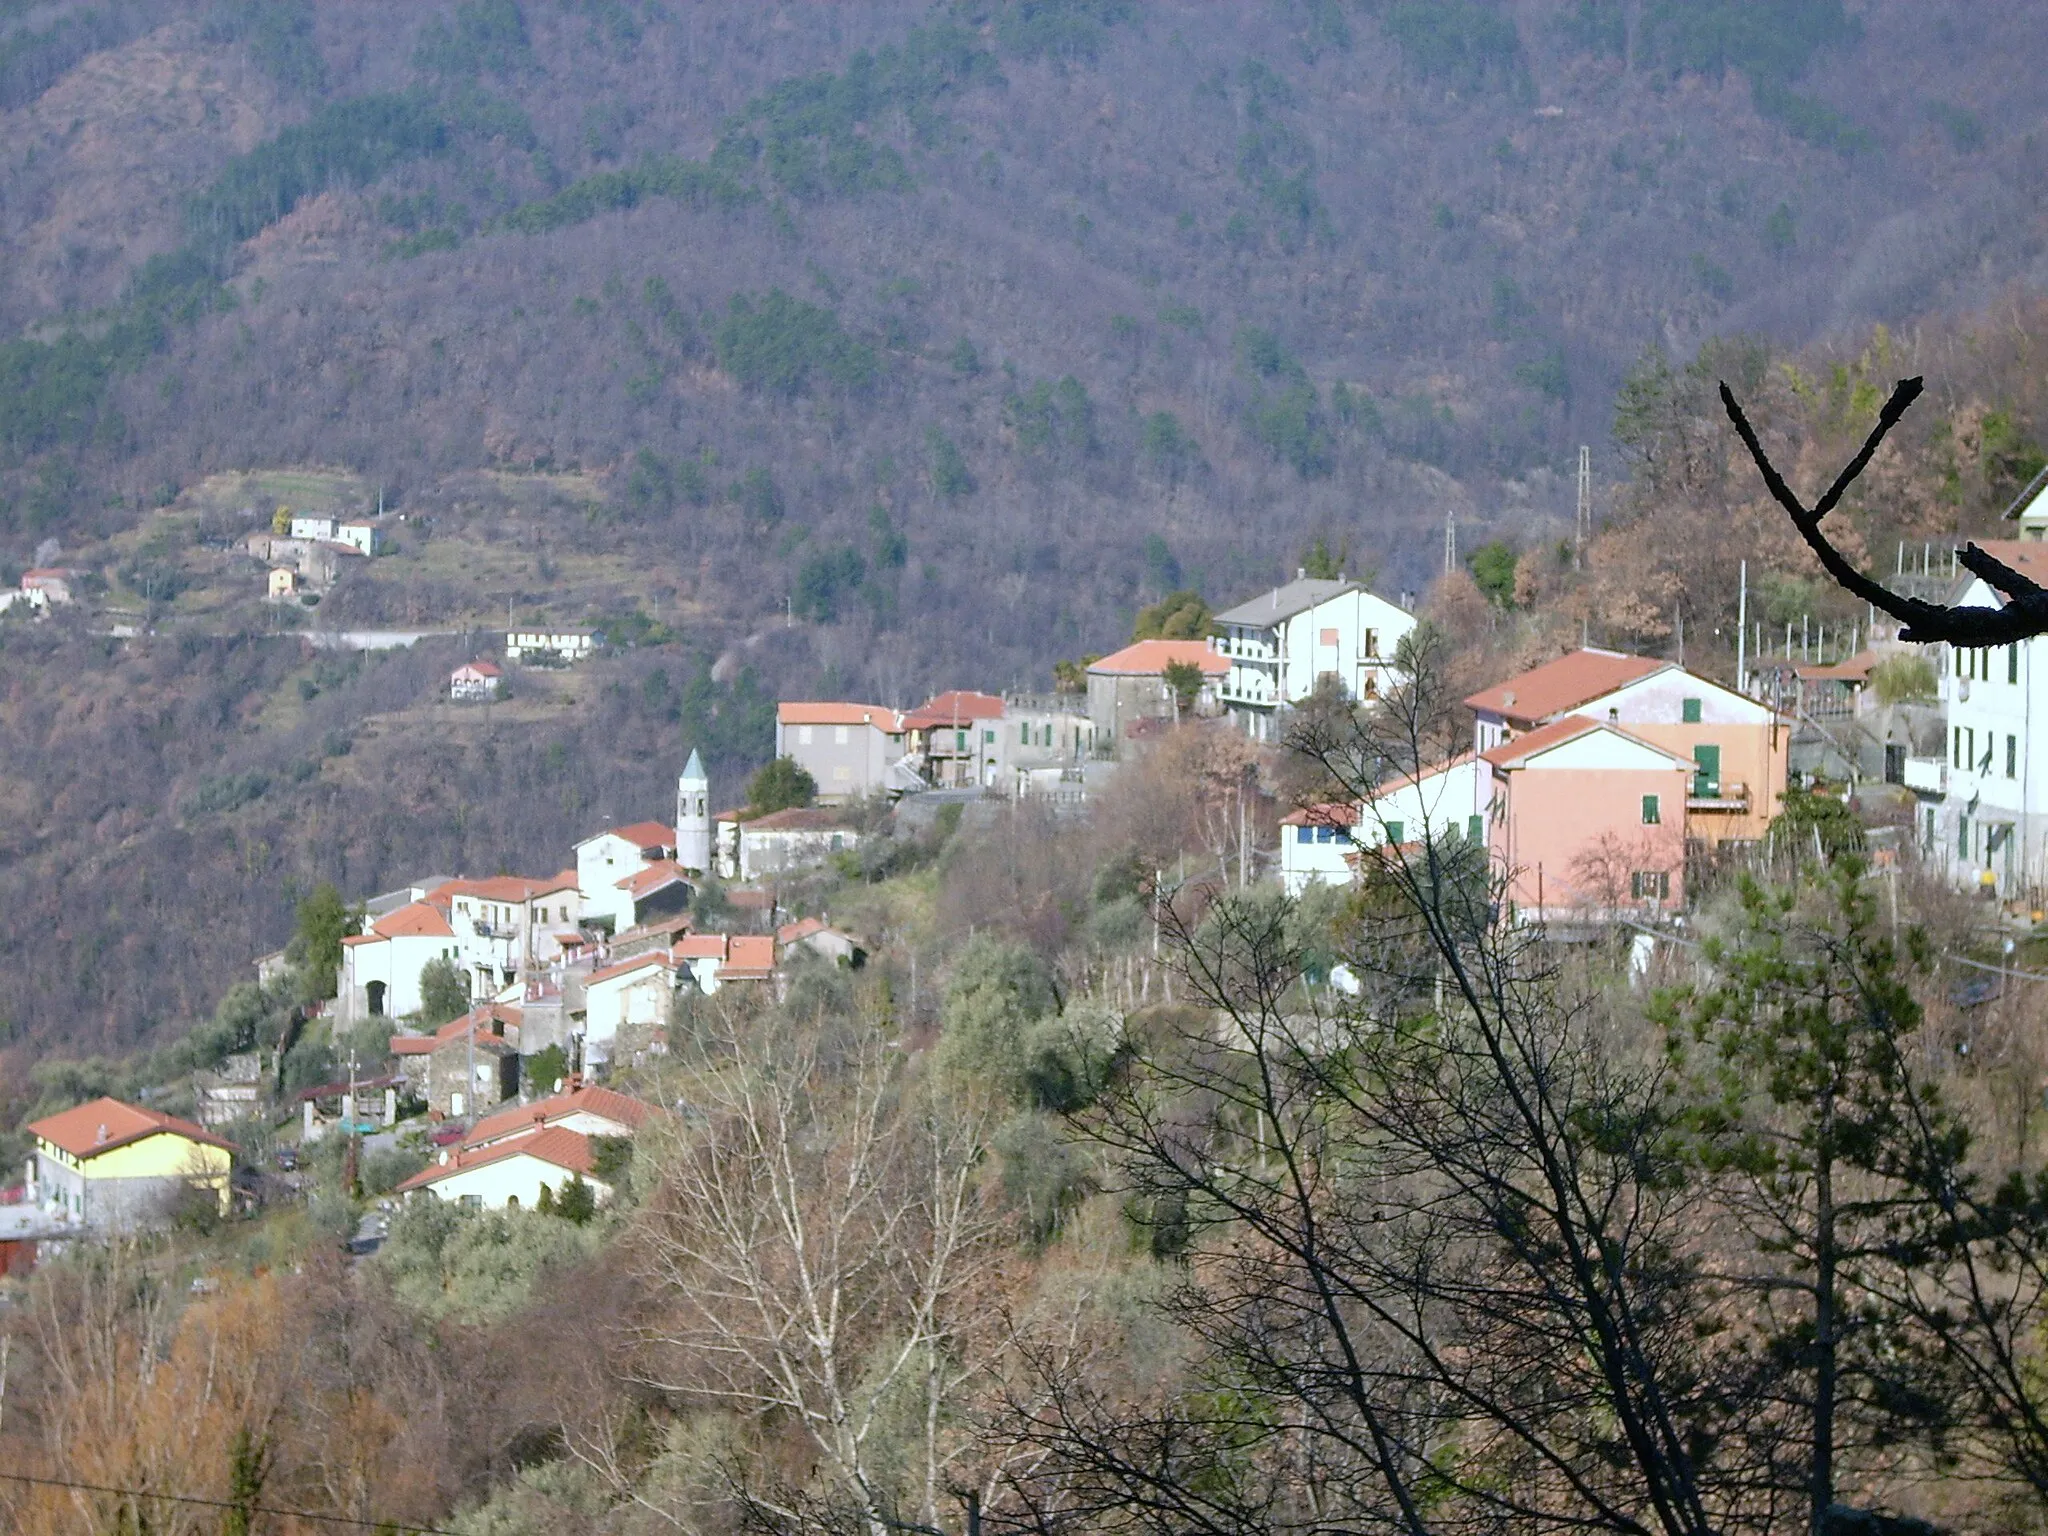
left=2011, top=647, right=2021, bottom=685
left=1384, top=820, right=1404, bottom=846
left=834, top=725, right=849, bottom=745
left=1955, top=726, right=1963, bottom=768
left=1467, top=814, right=1484, bottom=842
left=1363, top=674, right=1379, bottom=699
left=1364, top=629, right=1379, bottom=657
left=955, top=730, right=967, bottom=751
left=1630, top=870, right=1671, bottom=901
left=799, top=725, right=814, bottom=745
left=1641, top=794, right=1660, bottom=825
left=1967, top=727, right=1976, bottom=771
left=1923, top=806, right=1935, bottom=853
left=1316, top=825, right=1337, bottom=843
left=1681, top=697, right=1702, bottom=724
left=1958, top=814, right=1970, bottom=859
left=2009, top=735, right=2019, bottom=779
left=1297, top=826, right=1313, bottom=844
left=1021, top=722, right=1031, bottom=745
left=984, top=728, right=996, bottom=745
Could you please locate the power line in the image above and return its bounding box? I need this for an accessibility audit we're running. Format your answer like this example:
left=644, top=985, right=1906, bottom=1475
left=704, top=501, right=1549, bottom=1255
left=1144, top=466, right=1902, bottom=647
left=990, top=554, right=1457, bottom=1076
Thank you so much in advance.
left=0, top=1467, right=458, bottom=1535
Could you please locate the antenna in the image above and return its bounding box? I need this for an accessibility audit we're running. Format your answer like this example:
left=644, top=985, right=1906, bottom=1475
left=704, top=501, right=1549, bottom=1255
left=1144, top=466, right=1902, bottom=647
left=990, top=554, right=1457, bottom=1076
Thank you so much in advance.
left=1575, top=445, right=1591, bottom=567
left=1443, top=510, right=1457, bottom=576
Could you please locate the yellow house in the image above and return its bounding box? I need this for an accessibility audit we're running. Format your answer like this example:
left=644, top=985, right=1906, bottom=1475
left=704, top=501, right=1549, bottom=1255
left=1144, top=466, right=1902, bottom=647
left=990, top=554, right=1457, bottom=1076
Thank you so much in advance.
left=26, top=1097, right=235, bottom=1231
left=268, top=567, right=301, bottom=600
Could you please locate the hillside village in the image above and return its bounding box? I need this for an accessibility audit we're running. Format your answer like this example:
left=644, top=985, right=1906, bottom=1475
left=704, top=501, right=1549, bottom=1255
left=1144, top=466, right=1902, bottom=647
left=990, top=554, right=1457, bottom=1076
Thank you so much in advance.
left=9, top=471, right=2048, bottom=1256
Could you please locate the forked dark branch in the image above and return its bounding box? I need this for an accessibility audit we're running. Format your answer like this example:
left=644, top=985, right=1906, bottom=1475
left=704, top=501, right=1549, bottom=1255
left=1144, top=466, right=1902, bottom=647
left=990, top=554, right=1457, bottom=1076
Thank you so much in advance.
left=1721, top=374, right=2048, bottom=646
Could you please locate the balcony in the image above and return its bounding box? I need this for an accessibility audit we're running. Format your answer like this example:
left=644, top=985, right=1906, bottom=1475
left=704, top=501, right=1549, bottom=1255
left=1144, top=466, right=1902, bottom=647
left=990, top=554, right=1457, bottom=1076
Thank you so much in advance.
left=1901, top=757, right=1947, bottom=796
left=1686, top=781, right=1751, bottom=812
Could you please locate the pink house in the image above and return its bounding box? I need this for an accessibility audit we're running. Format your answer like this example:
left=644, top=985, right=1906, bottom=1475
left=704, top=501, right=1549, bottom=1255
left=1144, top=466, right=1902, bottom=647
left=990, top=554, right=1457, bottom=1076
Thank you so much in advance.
left=1482, top=716, right=1694, bottom=922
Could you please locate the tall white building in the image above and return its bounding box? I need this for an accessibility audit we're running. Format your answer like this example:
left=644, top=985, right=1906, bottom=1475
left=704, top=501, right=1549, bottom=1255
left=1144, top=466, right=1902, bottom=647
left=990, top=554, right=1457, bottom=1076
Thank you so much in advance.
left=1913, top=539, right=2048, bottom=894
left=1210, top=574, right=1416, bottom=740
left=676, top=748, right=711, bottom=874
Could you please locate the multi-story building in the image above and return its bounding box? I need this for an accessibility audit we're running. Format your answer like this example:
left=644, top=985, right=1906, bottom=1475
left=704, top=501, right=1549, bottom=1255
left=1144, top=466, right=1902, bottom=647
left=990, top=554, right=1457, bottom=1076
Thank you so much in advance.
left=1466, top=648, right=1789, bottom=846
left=776, top=702, right=911, bottom=802
left=1210, top=574, right=1416, bottom=739
left=25, top=1098, right=234, bottom=1231
left=1911, top=540, right=2048, bottom=895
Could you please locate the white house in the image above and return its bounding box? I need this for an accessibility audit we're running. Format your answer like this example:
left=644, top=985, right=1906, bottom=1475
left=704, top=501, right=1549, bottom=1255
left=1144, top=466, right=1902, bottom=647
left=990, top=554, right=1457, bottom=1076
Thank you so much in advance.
left=2002, top=467, right=2048, bottom=540
left=725, top=807, right=862, bottom=880
left=582, top=951, right=677, bottom=1062
left=574, top=821, right=675, bottom=929
left=506, top=626, right=600, bottom=664
left=395, top=1126, right=611, bottom=1211
left=1211, top=574, right=1416, bottom=739
left=1913, top=540, right=2048, bottom=895
left=612, top=859, right=694, bottom=930
left=462, top=1081, right=652, bottom=1152
left=450, top=661, right=502, bottom=700
left=1279, top=754, right=1490, bottom=896
left=339, top=900, right=461, bottom=1023
left=440, top=874, right=581, bottom=995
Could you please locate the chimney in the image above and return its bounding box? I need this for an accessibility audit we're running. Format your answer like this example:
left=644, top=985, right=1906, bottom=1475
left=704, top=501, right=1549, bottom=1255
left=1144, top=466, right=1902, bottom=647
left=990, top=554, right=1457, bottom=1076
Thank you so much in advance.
left=94, top=1123, right=108, bottom=1145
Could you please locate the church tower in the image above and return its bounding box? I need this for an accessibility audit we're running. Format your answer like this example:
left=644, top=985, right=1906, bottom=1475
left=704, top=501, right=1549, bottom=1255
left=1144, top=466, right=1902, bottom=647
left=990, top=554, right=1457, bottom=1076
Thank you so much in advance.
left=676, top=748, right=711, bottom=874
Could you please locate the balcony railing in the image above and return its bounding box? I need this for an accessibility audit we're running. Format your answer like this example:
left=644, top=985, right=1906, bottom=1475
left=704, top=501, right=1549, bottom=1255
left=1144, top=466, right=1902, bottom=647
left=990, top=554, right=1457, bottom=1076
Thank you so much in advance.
left=1687, top=781, right=1750, bottom=812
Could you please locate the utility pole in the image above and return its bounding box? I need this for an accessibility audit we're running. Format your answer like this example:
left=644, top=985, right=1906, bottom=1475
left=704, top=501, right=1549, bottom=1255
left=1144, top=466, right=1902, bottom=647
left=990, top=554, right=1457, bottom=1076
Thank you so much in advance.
left=1736, top=560, right=1748, bottom=694
left=1575, top=444, right=1591, bottom=567
left=1443, top=510, right=1457, bottom=576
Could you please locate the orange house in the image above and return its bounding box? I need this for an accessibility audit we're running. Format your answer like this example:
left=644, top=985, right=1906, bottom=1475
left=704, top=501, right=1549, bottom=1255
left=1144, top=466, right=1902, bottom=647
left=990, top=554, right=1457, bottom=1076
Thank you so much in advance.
left=1468, top=648, right=1789, bottom=845
left=1483, top=717, right=1694, bottom=921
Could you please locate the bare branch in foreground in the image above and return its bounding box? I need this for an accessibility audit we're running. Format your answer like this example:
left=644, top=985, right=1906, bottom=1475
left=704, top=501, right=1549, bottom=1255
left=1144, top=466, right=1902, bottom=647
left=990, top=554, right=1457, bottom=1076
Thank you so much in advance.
left=1722, top=374, right=2048, bottom=646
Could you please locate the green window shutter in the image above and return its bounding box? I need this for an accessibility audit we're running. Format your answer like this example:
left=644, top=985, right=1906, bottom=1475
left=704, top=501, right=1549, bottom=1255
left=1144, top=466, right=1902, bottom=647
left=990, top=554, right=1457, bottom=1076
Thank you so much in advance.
left=1958, top=814, right=1969, bottom=858
left=1467, top=814, right=1483, bottom=842
left=1641, top=794, right=1660, bottom=825
left=2011, top=647, right=2021, bottom=684
left=1692, top=744, right=1720, bottom=796
left=1384, top=820, right=1404, bottom=846
left=1020, top=722, right=1029, bottom=744
left=1681, top=697, right=1702, bottom=724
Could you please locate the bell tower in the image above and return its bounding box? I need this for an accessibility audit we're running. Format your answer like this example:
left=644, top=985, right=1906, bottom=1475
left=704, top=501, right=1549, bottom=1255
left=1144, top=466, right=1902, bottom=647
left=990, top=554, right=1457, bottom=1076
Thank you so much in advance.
left=676, top=748, right=711, bottom=874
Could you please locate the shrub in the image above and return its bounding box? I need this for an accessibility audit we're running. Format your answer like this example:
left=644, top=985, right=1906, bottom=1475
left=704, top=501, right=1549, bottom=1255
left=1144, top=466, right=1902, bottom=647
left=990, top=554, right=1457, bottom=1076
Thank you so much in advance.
left=748, top=757, right=817, bottom=814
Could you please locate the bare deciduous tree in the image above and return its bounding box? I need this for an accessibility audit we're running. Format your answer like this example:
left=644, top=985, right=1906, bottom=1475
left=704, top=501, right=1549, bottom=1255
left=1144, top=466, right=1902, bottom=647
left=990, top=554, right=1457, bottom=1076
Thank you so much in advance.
left=632, top=999, right=1013, bottom=1536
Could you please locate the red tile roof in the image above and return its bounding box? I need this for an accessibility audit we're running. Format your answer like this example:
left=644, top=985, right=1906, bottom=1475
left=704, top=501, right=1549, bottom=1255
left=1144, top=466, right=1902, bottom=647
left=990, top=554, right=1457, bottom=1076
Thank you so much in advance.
left=1479, top=716, right=1690, bottom=770
left=437, top=873, right=577, bottom=903
left=586, top=951, right=675, bottom=987
left=902, top=690, right=1007, bottom=729
left=616, top=858, right=692, bottom=896
left=609, top=821, right=676, bottom=851
left=777, top=916, right=828, bottom=943
left=390, top=1003, right=524, bottom=1057
left=745, top=807, right=851, bottom=832
left=463, top=1084, right=653, bottom=1149
left=453, top=661, right=502, bottom=678
left=723, top=935, right=776, bottom=977
left=1464, top=648, right=1670, bottom=727
left=778, top=701, right=906, bottom=729
left=1086, top=639, right=1229, bottom=678
left=365, top=901, right=454, bottom=941
left=396, top=1125, right=599, bottom=1192
left=28, top=1097, right=234, bottom=1160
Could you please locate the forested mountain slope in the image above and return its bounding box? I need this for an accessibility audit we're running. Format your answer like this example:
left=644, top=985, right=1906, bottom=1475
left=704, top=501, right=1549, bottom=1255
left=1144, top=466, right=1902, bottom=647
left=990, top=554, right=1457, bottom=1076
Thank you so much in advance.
left=2, top=0, right=2046, bottom=1064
